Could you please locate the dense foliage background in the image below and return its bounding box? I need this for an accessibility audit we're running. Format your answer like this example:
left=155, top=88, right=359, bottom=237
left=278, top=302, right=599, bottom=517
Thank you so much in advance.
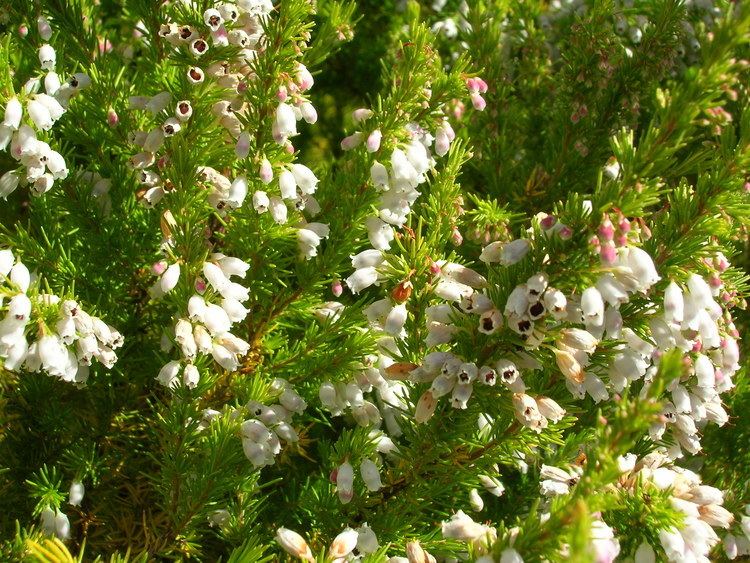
left=0, top=0, right=749, bottom=561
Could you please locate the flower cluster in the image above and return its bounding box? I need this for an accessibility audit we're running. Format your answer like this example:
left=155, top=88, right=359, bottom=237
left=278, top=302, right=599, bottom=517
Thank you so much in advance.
left=0, top=249, right=123, bottom=384
left=156, top=254, right=252, bottom=387
left=240, top=379, right=306, bottom=468
left=276, top=523, right=380, bottom=562
left=319, top=352, right=408, bottom=433
left=617, top=451, right=733, bottom=562
left=1, top=35, right=90, bottom=198
left=332, top=457, right=384, bottom=505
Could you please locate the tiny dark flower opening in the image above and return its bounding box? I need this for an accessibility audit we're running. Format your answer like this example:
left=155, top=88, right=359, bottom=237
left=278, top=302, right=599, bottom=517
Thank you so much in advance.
left=179, top=102, right=190, bottom=114
left=194, top=40, right=207, bottom=52
left=163, top=124, right=175, bottom=135
left=502, top=369, right=515, bottom=381
left=518, top=319, right=532, bottom=333
left=485, top=372, right=495, bottom=383
left=69, top=76, right=79, bottom=88
left=209, top=15, right=220, bottom=27
left=180, top=26, right=193, bottom=39
left=15, top=314, right=25, bottom=320
left=529, top=302, right=545, bottom=318
left=189, top=69, right=202, bottom=80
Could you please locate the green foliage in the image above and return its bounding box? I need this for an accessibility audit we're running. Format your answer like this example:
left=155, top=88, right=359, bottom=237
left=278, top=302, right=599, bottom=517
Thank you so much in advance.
left=0, top=0, right=748, bottom=561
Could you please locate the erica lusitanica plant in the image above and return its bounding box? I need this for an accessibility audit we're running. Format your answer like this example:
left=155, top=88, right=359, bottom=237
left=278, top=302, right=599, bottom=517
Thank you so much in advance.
left=1, top=0, right=750, bottom=561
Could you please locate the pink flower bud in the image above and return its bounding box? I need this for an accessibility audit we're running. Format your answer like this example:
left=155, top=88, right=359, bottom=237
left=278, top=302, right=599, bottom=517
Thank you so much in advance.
left=430, top=261, right=441, bottom=275
left=296, top=63, right=314, bottom=91
left=152, top=260, right=168, bottom=275
left=451, top=227, right=463, bottom=246
left=331, top=280, right=343, bottom=297
left=107, top=108, right=119, bottom=128
left=589, top=235, right=600, bottom=248
left=618, top=216, right=631, bottom=233
left=470, top=92, right=486, bottom=111
left=540, top=214, right=557, bottom=230
left=19, top=25, right=28, bottom=38
left=285, top=142, right=294, bottom=154
left=616, top=234, right=628, bottom=247
left=195, top=277, right=207, bottom=293
left=452, top=100, right=465, bottom=120
left=600, top=242, right=616, bottom=264
left=276, top=86, right=287, bottom=102
left=598, top=217, right=615, bottom=241
left=558, top=226, right=573, bottom=240
left=692, top=340, right=702, bottom=352
left=259, top=158, right=273, bottom=184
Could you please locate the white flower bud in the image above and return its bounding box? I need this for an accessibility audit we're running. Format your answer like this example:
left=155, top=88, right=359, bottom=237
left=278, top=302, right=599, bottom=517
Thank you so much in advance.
left=554, top=348, right=584, bottom=384
left=300, top=102, right=317, bottom=124
left=469, top=488, right=484, bottom=511
left=558, top=328, right=598, bottom=354
left=290, top=164, right=318, bottom=194
left=45, top=72, right=61, bottom=95
left=274, top=103, right=297, bottom=141
left=203, top=303, right=232, bottom=335
left=68, top=481, right=85, bottom=506
left=54, top=510, right=70, bottom=539
left=269, top=196, right=288, bottom=224
left=370, top=161, right=389, bottom=188
left=27, top=99, right=53, bottom=131
left=537, top=396, right=565, bottom=422
left=360, top=459, right=382, bottom=491
left=441, top=510, right=488, bottom=540
left=156, top=360, right=181, bottom=387
left=480, top=239, right=530, bottom=265
left=356, top=523, right=379, bottom=554
left=384, top=303, right=408, bottom=335
left=227, top=176, right=248, bottom=209
left=160, top=263, right=180, bottom=293
left=0, top=170, right=20, bottom=199
left=329, top=528, right=358, bottom=559
left=278, top=170, right=297, bottom=201
left=38, top=44, right=56, bottom=70
left=581, top=286, right=604, bottom=327
left=346, top=267, right=379, bottom=294
left=3, top=97, right=22, bottom=129
left=183, top=364, right=199, bottom=388
left=336, top=461, right=354, bottom=503
left=367, top=129, right=382, bottom=152
left=276, top=527, right=314, bottom=561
